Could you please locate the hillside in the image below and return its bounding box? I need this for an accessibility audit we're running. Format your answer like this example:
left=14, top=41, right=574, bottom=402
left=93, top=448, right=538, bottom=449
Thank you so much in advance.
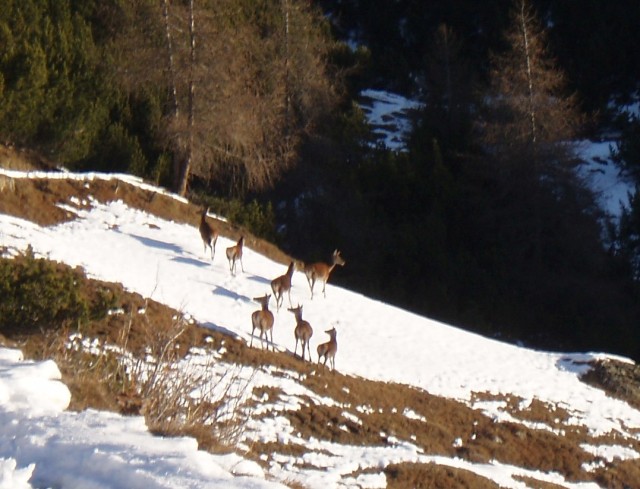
left=1, top=166, right=640, bottom=488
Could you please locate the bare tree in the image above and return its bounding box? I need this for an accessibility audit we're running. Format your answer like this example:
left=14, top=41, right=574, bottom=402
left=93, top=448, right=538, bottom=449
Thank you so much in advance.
left=481, top=0, right=584, bottom=173
left=113, top=0, right=337, bottom=197
left=479, top=0, right=589, bottom=262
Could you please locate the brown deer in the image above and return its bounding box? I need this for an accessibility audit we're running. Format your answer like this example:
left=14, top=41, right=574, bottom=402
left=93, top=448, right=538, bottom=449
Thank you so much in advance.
left=226, top=236, right=244, bottom=275
left=271, top=261, right=295, bottom=310
left=303, top=250, right=345, bottom=299
left=317, top=327, right=337, bottom=371
left=287, top=304, right=313, bottom=361
left=250, top=294, right=275, bottom=351
left=199, top=207, right=218, bottom=260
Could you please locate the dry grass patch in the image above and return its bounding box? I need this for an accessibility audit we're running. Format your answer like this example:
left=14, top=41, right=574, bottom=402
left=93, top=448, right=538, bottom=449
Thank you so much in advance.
left=513, top=475, right=567, bottom=489
left=581, top=358, right=640, bottom=411
left=385, top=462, right=501, bottom=489
left=593, top=459, right=640, bottom=489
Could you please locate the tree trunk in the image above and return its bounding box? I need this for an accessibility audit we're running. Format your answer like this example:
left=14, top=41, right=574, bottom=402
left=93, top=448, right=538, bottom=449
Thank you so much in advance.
left=175, top=0, right=196, bottom=197
left=161, top=0, right=185, bottom=194
left=518, top=0, right=537, bottom=145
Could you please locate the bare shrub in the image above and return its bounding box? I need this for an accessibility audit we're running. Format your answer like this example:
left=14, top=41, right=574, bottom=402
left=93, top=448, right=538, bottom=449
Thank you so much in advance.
left=114, top=303, right=257, bottom=449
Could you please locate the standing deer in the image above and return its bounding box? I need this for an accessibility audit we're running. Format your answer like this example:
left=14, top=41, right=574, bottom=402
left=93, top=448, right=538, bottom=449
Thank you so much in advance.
left=226, top=236, right=244, bottom=275
left=303, top=250, right=345, bottom=299
left=287, top=304, right=313, bottom=361
left=250, top=294, right=275, bottom=351
left=271, top=262, right=295, bottom=310
left=199, top=207, right=218, bottom=260
left=317, top=327, right=337, bottom=371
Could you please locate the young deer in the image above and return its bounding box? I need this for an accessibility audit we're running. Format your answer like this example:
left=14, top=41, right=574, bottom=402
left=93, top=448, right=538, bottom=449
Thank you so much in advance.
left=271, top=261, right=295, bottom=311
left=304, top=250, right=345, bottom=299
left=199, top=207, right=218, bottom=260
left=287, top=304, right=313, bottom=361
left=226, top=236, right=244, bottom=275
left=317, top=327, right=337, bottom=371
left=250, top=294, right=275, bottom=351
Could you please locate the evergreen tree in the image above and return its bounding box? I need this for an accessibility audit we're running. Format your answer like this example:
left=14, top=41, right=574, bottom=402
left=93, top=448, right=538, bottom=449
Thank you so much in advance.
left=0, top=0, right=111, bottom=162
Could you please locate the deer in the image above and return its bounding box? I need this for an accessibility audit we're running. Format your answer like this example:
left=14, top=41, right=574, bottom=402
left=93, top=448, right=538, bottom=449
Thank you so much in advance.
left=287, top=304, right=313, bottom=361
left=317, top=327, right=337, bottom=371
left=199, top=207, right=218, bottom=260
left=250, top=294, right=275, bottom=351
left=226, top=236, right=244, bottom=275
left=271, top=261, right=295, bottom=311
left=303, top=250, right=345, bottom=299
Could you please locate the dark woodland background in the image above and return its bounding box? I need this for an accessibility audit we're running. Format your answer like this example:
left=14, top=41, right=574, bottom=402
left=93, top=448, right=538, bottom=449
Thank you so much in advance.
left=2, top=0, right=640, bottom=359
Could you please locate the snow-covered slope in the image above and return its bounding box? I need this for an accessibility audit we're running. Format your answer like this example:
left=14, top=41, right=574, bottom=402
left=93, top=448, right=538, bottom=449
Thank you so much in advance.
left=0, top=169, right=638, bottom=488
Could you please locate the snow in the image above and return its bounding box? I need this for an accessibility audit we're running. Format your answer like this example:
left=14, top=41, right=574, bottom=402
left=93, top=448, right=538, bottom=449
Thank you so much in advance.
left=358, top=89, right=422, bottom=151
left=356, top=90, right=636, bottom=220
left=1, top=168, right=639, bottom=488
left=578, top=139, right=635, bottom=218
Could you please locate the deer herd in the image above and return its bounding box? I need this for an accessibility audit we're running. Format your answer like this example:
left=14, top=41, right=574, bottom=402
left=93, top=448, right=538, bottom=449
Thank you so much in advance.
left=199, top=207, right=345, bottom=371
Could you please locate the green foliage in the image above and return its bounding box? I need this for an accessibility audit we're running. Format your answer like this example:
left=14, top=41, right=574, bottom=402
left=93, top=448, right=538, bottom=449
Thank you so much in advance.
left=0, top=246, right=120, bottom=337
left=193, top=193, right=277, bottom=243
left=612, top=113, right=640, bottom=183
left=616, top=187, right=640, bottom=282
left=81, top=122, right=148, bottom=175
left=0, top=247, right=89, bottom=335
left=0, top=0, right=112, bottom=161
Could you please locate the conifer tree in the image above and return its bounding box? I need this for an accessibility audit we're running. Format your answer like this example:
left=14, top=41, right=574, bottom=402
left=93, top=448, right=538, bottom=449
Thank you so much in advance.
left=112, top=0, right=337, bottom=197
left=479, top=0, right=589, bottom=261
left=481, top=0, right=584, bottom=172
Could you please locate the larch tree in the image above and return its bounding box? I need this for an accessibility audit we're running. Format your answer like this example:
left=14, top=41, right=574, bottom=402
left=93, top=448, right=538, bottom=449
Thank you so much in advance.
left=479, top=0, right=590, bottom=261
left=112, top=0, right=337, bottom=197
left=481, top=0, right=584, bottom=177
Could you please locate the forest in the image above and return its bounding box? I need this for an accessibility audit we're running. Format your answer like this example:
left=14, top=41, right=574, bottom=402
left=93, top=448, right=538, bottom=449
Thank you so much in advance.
left=1, top=0, right=639, bottom=359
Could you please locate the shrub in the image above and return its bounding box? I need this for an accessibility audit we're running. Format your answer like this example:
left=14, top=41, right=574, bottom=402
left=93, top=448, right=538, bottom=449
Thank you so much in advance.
left=0, top=246, right=89, bottom=335
left=191, top=193, right=277, bottom=242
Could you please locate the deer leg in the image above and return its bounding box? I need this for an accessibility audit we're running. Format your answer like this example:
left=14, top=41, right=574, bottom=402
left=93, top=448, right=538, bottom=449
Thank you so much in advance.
left=306, top=275, right=313, bottom=298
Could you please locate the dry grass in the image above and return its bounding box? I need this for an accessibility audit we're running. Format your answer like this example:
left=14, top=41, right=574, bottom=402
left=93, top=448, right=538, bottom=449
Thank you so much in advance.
left=385, top=463, right=501, bottom=489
